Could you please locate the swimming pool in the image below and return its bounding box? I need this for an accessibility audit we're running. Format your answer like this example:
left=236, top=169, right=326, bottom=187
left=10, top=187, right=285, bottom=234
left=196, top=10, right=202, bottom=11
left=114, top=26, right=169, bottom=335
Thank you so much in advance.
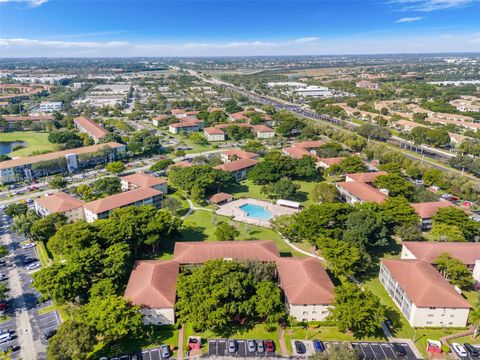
left=238, top=203, right=274, bottom=221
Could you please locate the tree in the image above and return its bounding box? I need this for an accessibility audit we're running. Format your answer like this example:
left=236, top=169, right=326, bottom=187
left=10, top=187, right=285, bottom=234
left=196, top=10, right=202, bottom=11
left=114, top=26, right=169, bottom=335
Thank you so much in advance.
left=0, top=246, right=8, bottom=259
left=469, top=306, right=480, bottom=338
left=432, top=207, right=479, bottom=242
left=101, top=242, right=132, bottom=285
left=214, top=222, right=239, bottom=241
left=189, top=132, right=208, bottom=145
left=30, top=213, right=67, bottom=243
left=422, top=168, right=443, bottom=187
left=49, top=176, right=68, bottom=189
left=4, top=203, right=28, bottom=217
left=150, top=158, right=172, bottom=172
left=328, top=283, right=385, bottom=338
left=375, top=174, right=415, bottom=199
left=75, top=295, right=143, bottom=342
left=342, top=204, right=389, bottom=250
left=47, top=321, right=96, bottom=360
left=310, top=182, right=337, bottom=203
left=434, top=253, right=474, bottom=290
left=431, top=223, right=466, bottom=242
left=163, top=197, right=183, bottom=215
left=242, top=140, right=265, bottom=153
left=261, top=178, right=300, bottom=200
left=394, top=223, right=424, bottom=241
left=357, top=124, right=390, bottom=141
left=105, top=161, right=126, bottom=174
left=317, top=142, right=343, bottom=158
left=274, top=111, right=305, bottom=137
left=293, top=156, right=320, bottom=180
left=47, top=221, right=98, bottom=259
left=309, top=343, right=358, bottom=360
left=91, top=176, right=121, bottom=196
left=379, top=197, right=419, bottom=229
left=11, top=210, right=40, bottom=238
left=327, top=156, right=367, bottom=176
left=254, top=281, right=286, bottom=324
left=318, top=237, right=363, bottom=278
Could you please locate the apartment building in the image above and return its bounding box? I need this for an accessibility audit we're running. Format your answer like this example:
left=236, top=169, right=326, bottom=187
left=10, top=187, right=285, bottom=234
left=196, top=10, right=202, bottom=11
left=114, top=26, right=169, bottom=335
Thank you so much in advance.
left=34, top=192, right=85, bottom=222
left=336, top=181, right=388, bottom=204
left=168, top=118, right=203, bottom=134
left=83, top=186, right=163, bottom=222
left=344, top=171, right=388, bottom=183
left=380, top=259, right=470, bottom=327
left=203, top=127, right=226, bottom=142
left=1, top=115, right=55, bottom=130
left=74, top=116, right=110, bottom=143
left=120, top=172, right=168, bottom=194
left=214, top=158, right=258, bottom=181
left=39, top=101, right=62, bottom=112
left=252, top=125, right=275, bottom=139
left=220, top=150, right=259, bottom=163
left=410, top=201, right=455, bottom=230
left=0, top=142, right=126, bottom=184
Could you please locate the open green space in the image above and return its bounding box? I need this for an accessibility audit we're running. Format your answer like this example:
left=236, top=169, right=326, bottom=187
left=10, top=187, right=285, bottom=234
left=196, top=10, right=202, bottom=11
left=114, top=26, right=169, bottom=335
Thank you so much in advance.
left=104, top=325, right=180, bottom=357
left=226, top=179, right=317, bottom=205
left=167, top=132, right=214, bottom=154
left=155, top=209, right=304, bottom=259
left=0, top=131, right=57, bottom=157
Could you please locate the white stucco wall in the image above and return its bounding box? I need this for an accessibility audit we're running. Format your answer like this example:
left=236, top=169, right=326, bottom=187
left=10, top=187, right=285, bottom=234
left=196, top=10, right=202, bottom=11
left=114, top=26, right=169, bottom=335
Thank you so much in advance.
left=287, top=303, right=331, bottom=322
left=141, top=308, right=175, bottom=325
left=409, top=304, right=469, bottom=328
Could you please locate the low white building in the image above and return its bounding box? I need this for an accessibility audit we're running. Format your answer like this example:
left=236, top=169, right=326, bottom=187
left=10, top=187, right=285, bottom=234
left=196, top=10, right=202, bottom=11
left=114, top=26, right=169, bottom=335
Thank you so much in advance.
left=296, top=86, right=333, bottom=98
left=39, top=101, right=62, bottom=112
left=34, top=192, right=85, bottom=222
left=380, top=259, right=471, bottom=327
left=252, top=125, right=275, bottom=139
left=214, top=158, right=258, bottom=181
left=204, top=127, right=225, bottom=142
left=124, top=260, right=179, bottom=325
left=276, top=257, right=334, bottom=322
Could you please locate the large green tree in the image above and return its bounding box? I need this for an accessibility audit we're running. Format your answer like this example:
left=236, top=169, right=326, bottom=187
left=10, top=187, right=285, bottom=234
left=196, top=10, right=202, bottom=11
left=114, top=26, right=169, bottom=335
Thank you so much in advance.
left=434, top=253, right=474, bottom=290
left=432, top=207, right=479, bottom=242
left=47, top=321, right=96, bottom=360
left=261, top=178, right=300, bottom=200
left=328, top=283, right=385, bottom=338
left=30, top=213, right=67, bottom=243
left=375, top=173, right=415, bottom=199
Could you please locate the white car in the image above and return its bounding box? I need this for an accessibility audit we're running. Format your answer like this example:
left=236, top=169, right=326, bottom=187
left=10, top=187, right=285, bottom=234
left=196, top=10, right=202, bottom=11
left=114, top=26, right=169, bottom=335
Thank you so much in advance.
left=21, top=243, right=36, bottom=249
left=26, top=262, right=41, bottom=271
left=452, top=343, right=468, bottom=357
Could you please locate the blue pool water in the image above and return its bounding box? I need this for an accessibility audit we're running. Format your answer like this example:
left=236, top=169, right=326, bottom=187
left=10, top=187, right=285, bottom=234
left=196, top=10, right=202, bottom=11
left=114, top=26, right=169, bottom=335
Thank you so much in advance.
left=238, top=203, right=274, bottom=221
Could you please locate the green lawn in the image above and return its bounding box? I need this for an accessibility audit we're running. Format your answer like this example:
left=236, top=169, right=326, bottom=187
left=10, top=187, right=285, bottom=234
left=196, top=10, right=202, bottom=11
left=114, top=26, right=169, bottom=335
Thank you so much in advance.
left=0, top=131, right=57, bottom=157
left=100, top=325, right=180, bottom=357
left=36, top=241, right=51, bottom=267
left=226, top=179, right=318, bottom=205
left=154, top=209, right=304, bottom=259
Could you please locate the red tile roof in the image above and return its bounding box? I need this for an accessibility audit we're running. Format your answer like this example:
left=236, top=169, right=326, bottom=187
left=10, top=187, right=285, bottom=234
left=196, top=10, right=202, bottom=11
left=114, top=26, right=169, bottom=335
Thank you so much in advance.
left=318, top=157, right=346, bottom=166
left=170, top=161, right=193, bottom=168
left=292, top=140, right=325, bottom=149
left=215, top=123, right=252, bottom=129
left=336, top=181, right=388, bottom=203
left=124, top=260, right=179, bottom=308
left=121, top=172, right=167, bottom=188
left=221, top=149, right=258, bottom=160
left=410, top=201, right=455, bottom=219
left=283, top=147, right=319, bottom=160
left=208, top=192, right=233, bottom=204
left=214, top=158, right=258, bottom=172
left=34, top=192, right=84, bottom=213
left=204, top=127, right=225, bottom=135
left=83, top=187, right=162, bottom=214
left=345, top=171, right=388, bottom=183
left=252, top=124, right=274, bottom=133
left=229, top=111, right=250, bottom=121
left=403, top=242, right=480, bottom=266
left=276, top=257, right=334, bottom=305
left=173, top=240, right=280, bottom=264
left=74, top=116, right=109, bottom=139
left=0, top=142, right=125, bottom=170
left=381, top=259, right=471, bottom=308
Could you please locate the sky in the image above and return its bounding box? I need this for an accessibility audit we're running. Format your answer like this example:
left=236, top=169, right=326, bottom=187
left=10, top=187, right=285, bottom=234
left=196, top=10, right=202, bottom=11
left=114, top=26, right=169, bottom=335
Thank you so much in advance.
left=0, top=0, right=479, bottom=57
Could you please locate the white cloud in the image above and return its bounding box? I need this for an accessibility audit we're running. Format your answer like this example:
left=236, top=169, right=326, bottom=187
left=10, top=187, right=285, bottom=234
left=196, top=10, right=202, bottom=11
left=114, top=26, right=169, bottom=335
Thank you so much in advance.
left=395, top=16, right=423, bottom=22
left=390, top=0, right=477, bottom=12
left=1, top=34, right=479, bottom=57
left=0, top=0, right=48, bottom=7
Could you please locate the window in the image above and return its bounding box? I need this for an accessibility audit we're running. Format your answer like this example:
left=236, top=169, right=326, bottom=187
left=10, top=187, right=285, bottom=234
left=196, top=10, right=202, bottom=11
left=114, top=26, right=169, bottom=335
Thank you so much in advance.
left=312, top=311, right=317, bottom=315
left=302, top=319, right=307, bottom=322
left=449, top=322, right=453, bottom=325
left=303, top=311, right=308, bottom=315
left=429, top=307, right=436, bottom=310
left=427, top=314, right=434, bottom=317
left=450, top=314, right=455, bottom=318
left=426, top=321, right=433, bottom=325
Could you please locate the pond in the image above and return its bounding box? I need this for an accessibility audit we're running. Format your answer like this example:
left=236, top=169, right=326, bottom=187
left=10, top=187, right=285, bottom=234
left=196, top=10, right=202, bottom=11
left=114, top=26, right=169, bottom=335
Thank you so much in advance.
left=0, top=141, right=27, bottom=155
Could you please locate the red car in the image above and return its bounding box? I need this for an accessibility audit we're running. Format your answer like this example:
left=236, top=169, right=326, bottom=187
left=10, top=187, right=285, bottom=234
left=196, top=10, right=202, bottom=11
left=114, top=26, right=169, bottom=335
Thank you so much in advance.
left=265, top=340, right=275, bottom=353
left=0, top=303, right=7, bottom=311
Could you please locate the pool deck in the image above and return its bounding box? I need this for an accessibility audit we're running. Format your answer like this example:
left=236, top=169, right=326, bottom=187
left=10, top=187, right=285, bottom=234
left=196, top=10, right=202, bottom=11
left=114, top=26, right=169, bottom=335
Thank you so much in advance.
left=216, top=198, right=299, bottom=228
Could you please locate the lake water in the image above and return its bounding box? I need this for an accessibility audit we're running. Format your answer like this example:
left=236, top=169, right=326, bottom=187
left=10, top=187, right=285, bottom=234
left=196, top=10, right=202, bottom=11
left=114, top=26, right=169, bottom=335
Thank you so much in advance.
left=0, top=141, right=26, bottom=155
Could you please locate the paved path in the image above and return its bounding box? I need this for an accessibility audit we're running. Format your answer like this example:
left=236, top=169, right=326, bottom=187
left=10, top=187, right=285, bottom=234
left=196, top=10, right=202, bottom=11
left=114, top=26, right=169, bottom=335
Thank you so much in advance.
left=278, top=326, right=288, bottom=356
left=178, top=324, right=185, bottom=359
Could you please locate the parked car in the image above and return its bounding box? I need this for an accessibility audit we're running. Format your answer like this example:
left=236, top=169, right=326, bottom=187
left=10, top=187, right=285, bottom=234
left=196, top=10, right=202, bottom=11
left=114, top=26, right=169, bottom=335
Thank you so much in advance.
left=42, top=329, right=57, bottom=340
left=26, top=262, right=41, bottom=271
left=265, top=340, right=275, bottom=353
left=247, top=339, right=256, bottom=352
left=227, top=340, right=237, bottom=354
left=464, top=343, right=479, bottom=357
left=21, top=243, right=36, bottom=249
left=257, top=340, right=265, bottom=353
left=392, top=343, right=407, bottom=357
left=295, top=341, right=306, bottom=355
left=452, top=343, right=468, bottom=357
left=23, top=258, right=37, bottom=265
left=0, top=274, right=6, bottom=281
left=0, top=332, right=11, bottom=344
left=313, top=340, right=324, bottom=352
left=161, top=344, right=170, bottom=358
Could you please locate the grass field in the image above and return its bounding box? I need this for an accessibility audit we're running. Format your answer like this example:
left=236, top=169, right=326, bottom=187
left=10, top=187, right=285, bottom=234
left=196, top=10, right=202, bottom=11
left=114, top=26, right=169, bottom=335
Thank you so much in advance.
left=154, top=209, right=304, bottom=258
left=0, top=131, right=57, bottom=157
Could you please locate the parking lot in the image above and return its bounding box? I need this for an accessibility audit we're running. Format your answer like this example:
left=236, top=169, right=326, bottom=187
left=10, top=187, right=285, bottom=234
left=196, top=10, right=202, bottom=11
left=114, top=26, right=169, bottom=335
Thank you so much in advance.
left=450, top=343, right=480, bottom=360
left=350, top=342, right=419, bottom=360
left=37, top=310, right=60, bottom=344
left=208, top=339, right=277, bottom=357
left=0, top=317, right=20, bottom=358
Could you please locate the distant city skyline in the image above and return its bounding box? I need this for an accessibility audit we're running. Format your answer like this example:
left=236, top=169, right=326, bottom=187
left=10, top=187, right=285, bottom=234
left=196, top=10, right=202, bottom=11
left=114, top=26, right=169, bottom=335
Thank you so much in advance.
left=0, top=0, right=479, bottom=57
